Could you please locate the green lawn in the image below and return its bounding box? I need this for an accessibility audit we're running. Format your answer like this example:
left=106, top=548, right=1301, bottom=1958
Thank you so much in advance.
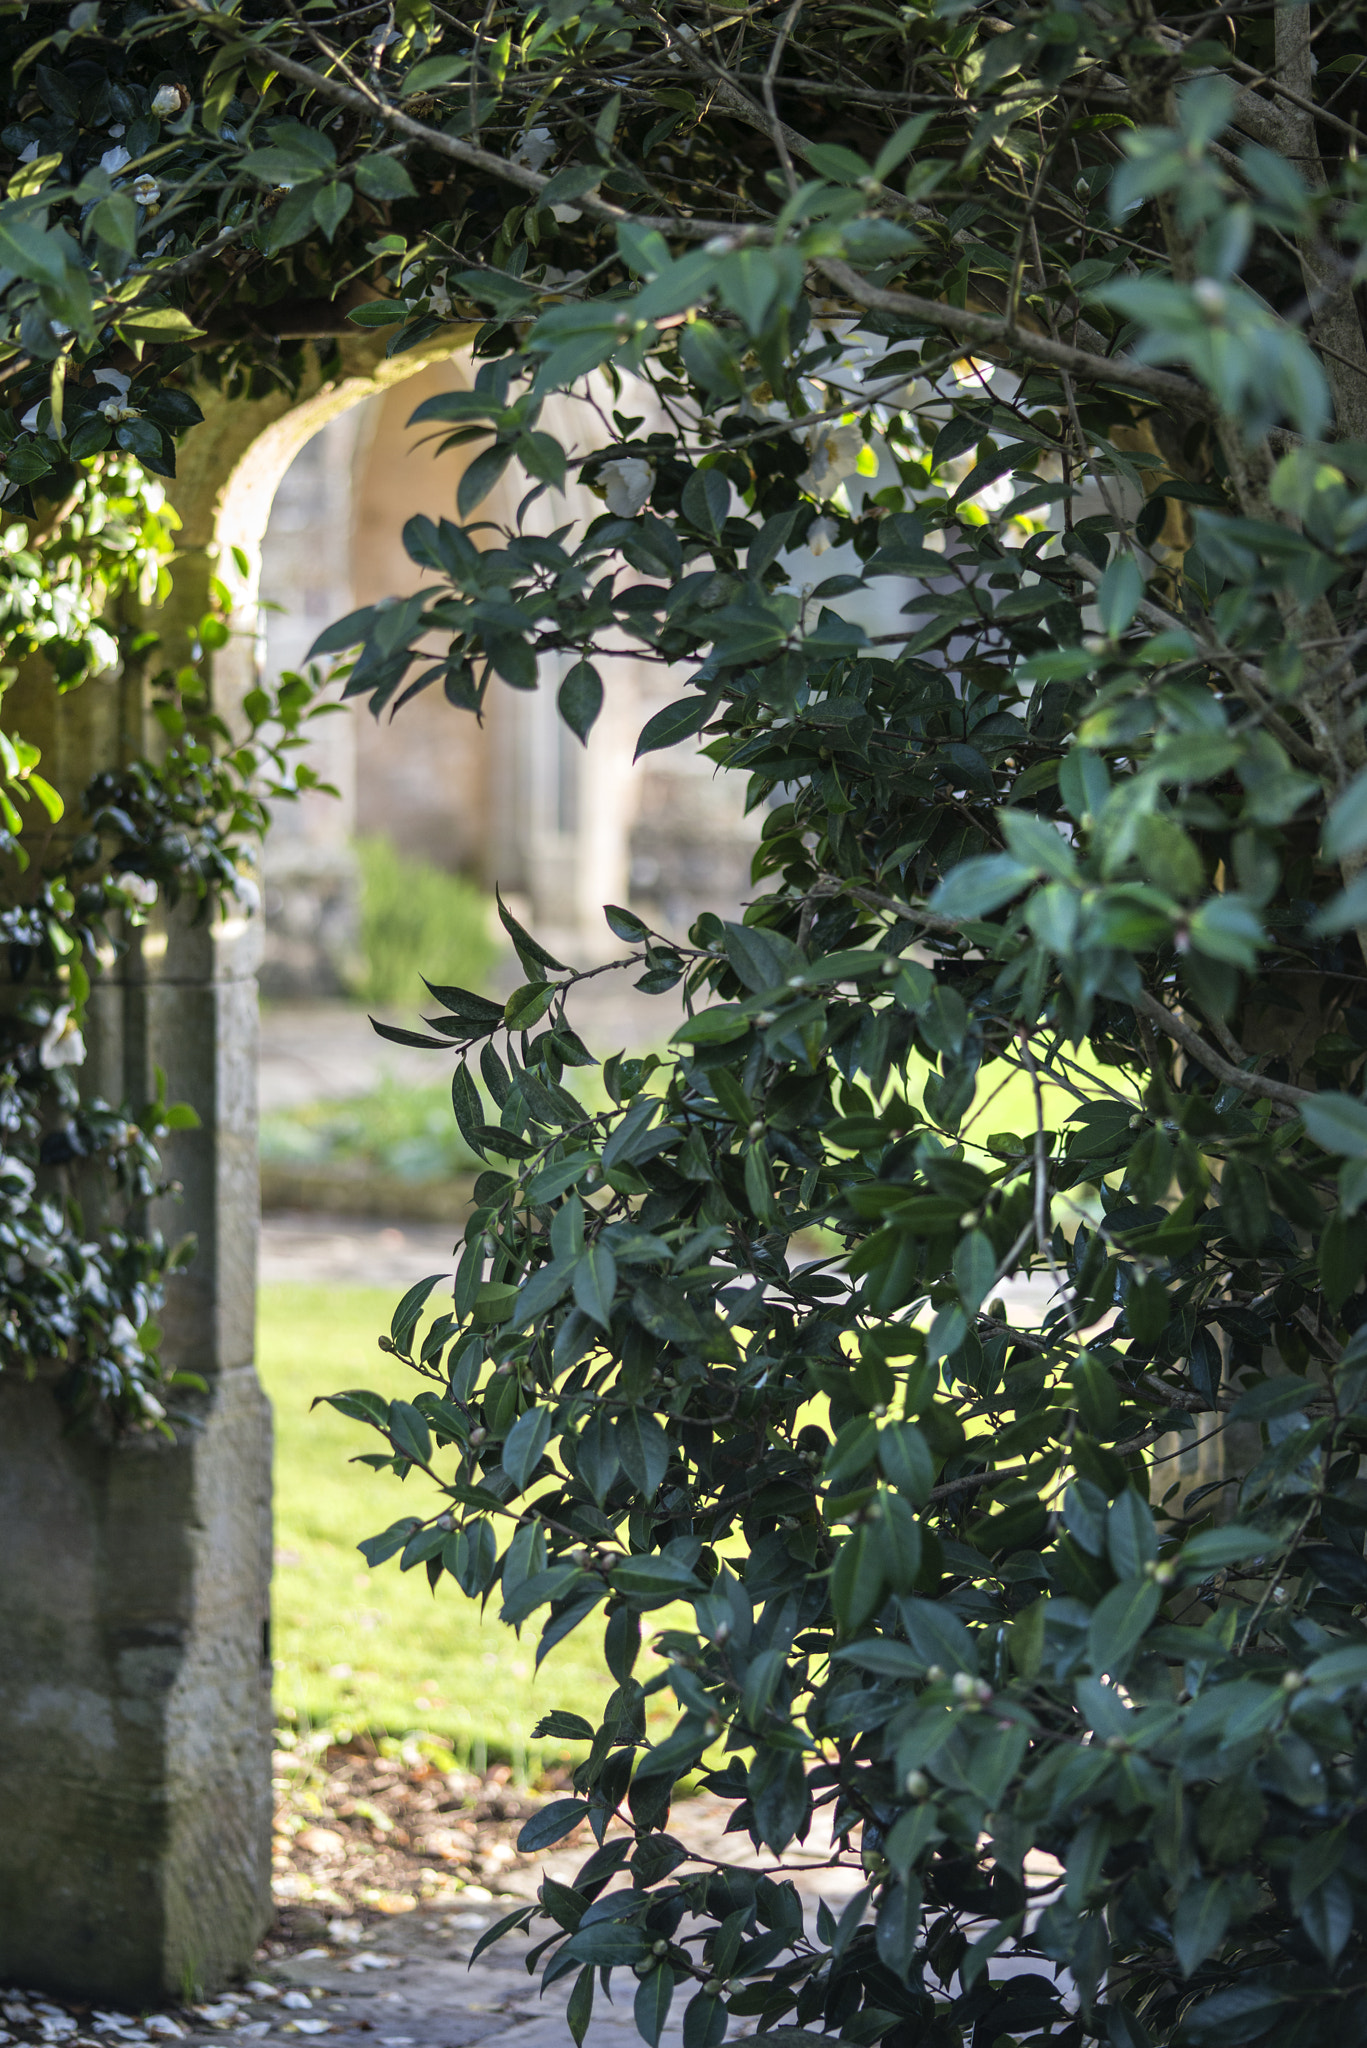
left=259, top=1282, right=621, bottom=1774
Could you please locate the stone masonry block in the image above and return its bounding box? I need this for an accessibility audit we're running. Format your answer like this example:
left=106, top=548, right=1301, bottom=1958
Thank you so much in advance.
left=0, top=1363, right=272, bottom=2003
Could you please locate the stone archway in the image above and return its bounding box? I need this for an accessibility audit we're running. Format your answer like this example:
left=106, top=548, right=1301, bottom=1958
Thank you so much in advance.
left=256, top=364, right=652, bottom=990
left=254, top=365, right=765, bottom=1008
left=0, top=332, right=476, bottom=2005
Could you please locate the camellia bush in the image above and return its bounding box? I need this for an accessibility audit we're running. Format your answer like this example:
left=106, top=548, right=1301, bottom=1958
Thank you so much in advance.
left=8, top=0, right=1367, bottom=2042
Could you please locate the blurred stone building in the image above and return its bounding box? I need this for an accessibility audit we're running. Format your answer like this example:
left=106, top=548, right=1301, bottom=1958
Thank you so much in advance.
left=255, top=364, right=762, bottom=997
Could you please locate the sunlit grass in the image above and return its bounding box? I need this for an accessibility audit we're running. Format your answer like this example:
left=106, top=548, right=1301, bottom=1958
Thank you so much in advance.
left=260, top=1282, right=631, bottom=1773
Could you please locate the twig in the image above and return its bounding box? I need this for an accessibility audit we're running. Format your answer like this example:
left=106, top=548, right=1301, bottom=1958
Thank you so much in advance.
left=1060, top=551, right=1326, bottom=775
left=929, top=1416, right=1172, bottom=1503
left=1018, top=1030, right=1078, bottom=1335
left=761, top=2, right=804, bottom=195
left=165, top=2, right=1238, bottom=432
left=1134, top=989, right=1314, bottom=1110
left=814, top=257, right=1215, bottom=418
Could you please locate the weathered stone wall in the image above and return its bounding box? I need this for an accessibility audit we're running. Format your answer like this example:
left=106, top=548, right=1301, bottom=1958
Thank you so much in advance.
left=0, top=1357, right=272, bottom=2002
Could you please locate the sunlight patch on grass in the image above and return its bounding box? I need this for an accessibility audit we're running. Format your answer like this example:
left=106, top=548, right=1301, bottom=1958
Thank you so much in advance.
left=259, top=1282, right=619, bottom=1772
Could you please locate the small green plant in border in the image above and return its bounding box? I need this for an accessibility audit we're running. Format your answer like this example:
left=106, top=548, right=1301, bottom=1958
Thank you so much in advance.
left=260, top=1076, right=484, bottom=1183
left=355, top=837, right=498, bottom=1013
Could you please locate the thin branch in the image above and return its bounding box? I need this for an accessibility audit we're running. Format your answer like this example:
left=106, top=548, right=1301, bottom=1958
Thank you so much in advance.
left=929, top=1415, right=1174, bottom=1503
left=1019, top=1029, right=1078, bottom=1336
left=832, top=874, right=1317, bottom=1117
left=814, top=257, right=1216, bottom=418
left=168, top=1, right=733, bottom=243
left=1134, top=989, right=1314, bottom=1109
left=762, top=2, right=804, bottom=195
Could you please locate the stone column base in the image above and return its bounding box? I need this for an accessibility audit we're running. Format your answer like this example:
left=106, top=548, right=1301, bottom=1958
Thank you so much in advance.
left=0, top=1364, right=273, bottom=2003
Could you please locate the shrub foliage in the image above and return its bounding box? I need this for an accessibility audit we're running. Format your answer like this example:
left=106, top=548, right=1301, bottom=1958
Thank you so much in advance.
left=6, top=1, right=1367, bottom=2042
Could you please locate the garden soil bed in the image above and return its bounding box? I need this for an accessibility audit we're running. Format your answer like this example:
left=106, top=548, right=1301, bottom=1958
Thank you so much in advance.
left=267, top=1739, right=565, bottom=1931
left=260, top=1167, right=476, bottom=1226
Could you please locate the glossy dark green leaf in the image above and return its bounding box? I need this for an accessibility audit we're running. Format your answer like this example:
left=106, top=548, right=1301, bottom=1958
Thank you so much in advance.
left=502, top=1404, right=552, bottom=1488
left=559, top=660, right=603, bottom=743
left=615, top=1409, right=669, bottom=1498
left=572, top=1241, right=617, bottom=1330
left=516, top=1798, right=592, bottom=1852
left=634, top=696, right=714, bottom=759
left=1088, top=1577, right=1161, bottom=1678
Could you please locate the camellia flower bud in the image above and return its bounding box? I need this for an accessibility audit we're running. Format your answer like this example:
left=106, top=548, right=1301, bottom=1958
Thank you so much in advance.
left=1192, top=276, right=1228, bottom=318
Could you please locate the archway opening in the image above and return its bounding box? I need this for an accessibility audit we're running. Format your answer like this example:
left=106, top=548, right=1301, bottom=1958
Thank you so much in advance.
left=248, top=357, right=760, bottom=1813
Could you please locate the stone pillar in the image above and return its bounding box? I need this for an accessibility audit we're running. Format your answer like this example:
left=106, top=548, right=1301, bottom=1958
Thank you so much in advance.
left=0, top=331, right=472, bottom=2004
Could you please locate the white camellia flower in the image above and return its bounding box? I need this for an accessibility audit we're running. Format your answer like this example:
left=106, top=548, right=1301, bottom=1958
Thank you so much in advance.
left=151, top=85, right=184, bottom=117
left=0, top=1157, right=35, bottom=1200
left=112, top=871, right=157, bottom=907
left=132, top=174, right=160, bottom=206
left=95, top=369, right=136, bottom=420
left=513, top=125, right=554, bottom=171
left=807, top=516, right=838, bottom=555
left=599, top=456, right=654, bottom=517
left=800, top=422, right=864, bottom=498
left=39, top=1005, right=86, bottom=1070
left=100, top=145, right=130, bottom=175
left=427, top=271, right=453, bottom=320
